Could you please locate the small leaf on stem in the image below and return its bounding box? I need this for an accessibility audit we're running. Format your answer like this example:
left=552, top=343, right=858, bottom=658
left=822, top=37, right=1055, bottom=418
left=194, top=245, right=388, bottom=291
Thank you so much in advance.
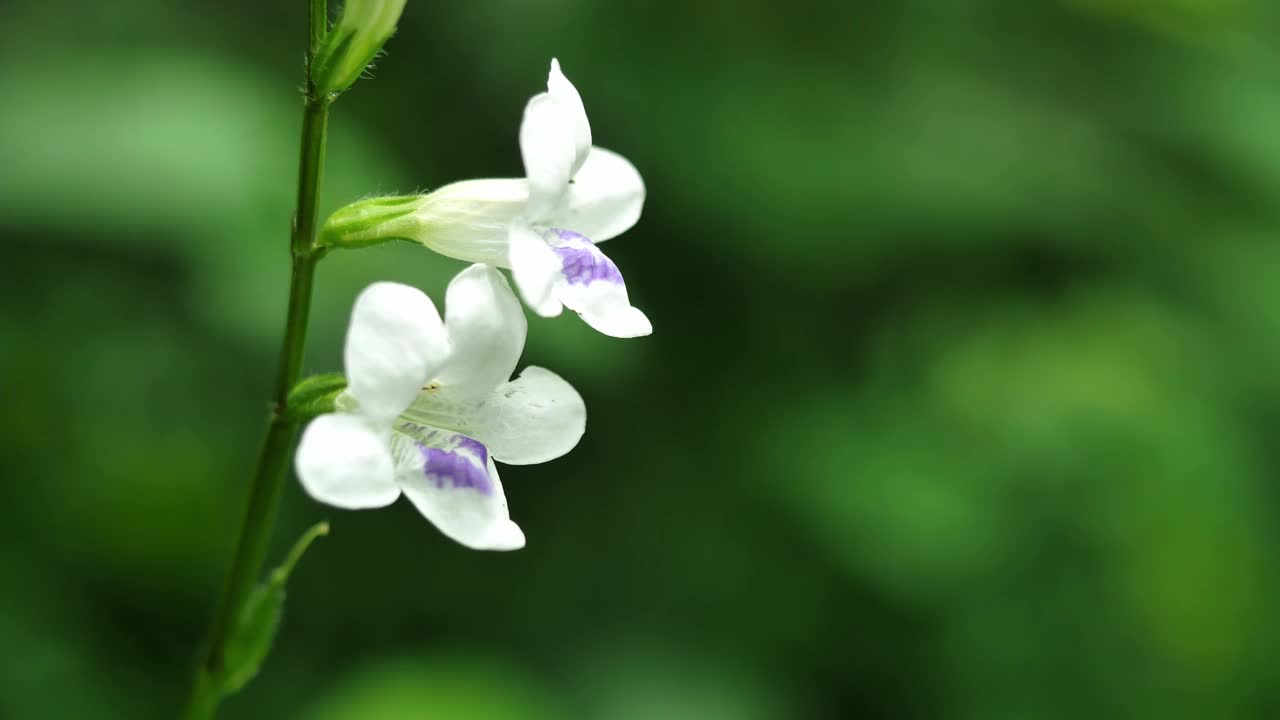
left=217, top=521, right=330, bottom=696
left=286, top=373, right=348, bottom=420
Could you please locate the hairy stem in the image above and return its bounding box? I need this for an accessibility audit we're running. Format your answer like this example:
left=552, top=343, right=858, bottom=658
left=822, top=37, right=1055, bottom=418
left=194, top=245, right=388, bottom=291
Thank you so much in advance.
left=183, top=2, right=329, bottom=717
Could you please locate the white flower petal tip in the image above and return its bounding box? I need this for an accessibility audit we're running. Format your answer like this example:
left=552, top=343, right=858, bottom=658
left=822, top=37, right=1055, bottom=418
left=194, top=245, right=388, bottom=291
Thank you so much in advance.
left=345, top=281, right=449, bottom=424
left=580, top=304, right=652, bottom=339
left=480, top=521, right=527, bottom=551
left=545, top=58, right=591, bottom=174
left=295, top=414, right=401, bottom=509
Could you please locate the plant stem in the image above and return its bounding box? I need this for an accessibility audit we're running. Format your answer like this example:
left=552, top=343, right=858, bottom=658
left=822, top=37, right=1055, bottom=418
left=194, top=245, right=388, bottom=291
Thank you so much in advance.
left=309, top=0, right=326, bottom=56
left=184, top=3, right=329, bottom=717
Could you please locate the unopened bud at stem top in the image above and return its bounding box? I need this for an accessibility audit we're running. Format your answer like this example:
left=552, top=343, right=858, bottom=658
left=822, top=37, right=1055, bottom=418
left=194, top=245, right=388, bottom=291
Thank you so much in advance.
left=311, top=0, right=407, bottom=96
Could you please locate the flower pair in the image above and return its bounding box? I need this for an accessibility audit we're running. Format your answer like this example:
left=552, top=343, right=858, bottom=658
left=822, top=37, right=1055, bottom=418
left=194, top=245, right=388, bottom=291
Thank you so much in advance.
left=297, top=60, right=647, bottom=550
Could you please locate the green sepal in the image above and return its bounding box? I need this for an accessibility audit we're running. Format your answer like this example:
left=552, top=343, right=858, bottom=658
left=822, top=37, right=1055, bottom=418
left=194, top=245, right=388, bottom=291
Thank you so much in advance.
left=217, top=521, right=330, bottom=696
left=319, top=194, right=423, bottom=249
left=286, top=373, right=348, bottom=420
left=311, top=0, right=408, bottom=96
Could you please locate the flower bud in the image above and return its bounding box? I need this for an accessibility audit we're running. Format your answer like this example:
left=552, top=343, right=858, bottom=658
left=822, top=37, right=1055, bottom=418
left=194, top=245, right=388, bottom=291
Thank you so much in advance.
left=311, top=0, right=408, bottom=96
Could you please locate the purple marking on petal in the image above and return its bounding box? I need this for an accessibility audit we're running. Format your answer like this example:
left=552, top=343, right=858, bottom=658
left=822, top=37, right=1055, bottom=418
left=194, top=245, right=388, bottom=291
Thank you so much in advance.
left=455, top=435, right=489, bottom=465
left=415, top=435, right=493, bottom=495
left=547, top=228, right=624, bottom=286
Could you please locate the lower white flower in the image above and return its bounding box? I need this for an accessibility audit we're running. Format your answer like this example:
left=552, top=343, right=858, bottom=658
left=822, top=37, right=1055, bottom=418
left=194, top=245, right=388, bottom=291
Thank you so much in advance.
left=295, top=264, right=586, bottom=550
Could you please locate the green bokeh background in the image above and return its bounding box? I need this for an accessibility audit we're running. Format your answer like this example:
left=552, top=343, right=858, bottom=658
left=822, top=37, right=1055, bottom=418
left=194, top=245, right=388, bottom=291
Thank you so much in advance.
left=4, top=0, right=1280, bottom=717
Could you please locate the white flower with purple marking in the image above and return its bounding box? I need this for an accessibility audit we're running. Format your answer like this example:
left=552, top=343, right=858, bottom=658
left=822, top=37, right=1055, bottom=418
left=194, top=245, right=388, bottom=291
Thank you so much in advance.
left=504, top=59, right=651, bottom=338
left=294, top=264, right=586, bottom=550
left=319, top=59, right=651, bottom=337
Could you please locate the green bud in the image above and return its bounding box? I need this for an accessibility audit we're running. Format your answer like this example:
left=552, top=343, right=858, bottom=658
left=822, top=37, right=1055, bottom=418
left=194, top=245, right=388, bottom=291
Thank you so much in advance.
left=311, top=0, right=408, bottom=96
left=319, top=194, right=424, bottom=249
left=217, top=521, right=329, bottom=696
left=286, top=372, right=349, bottom=420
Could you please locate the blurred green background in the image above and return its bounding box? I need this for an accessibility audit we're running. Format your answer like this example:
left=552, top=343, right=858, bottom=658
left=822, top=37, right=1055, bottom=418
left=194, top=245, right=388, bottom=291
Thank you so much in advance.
left=4, top=0, right=1280, bottom=717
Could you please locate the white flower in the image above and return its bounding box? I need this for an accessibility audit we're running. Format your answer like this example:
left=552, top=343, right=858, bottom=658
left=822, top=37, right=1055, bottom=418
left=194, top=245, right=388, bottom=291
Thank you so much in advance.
left=507, top=59, right=651, bottom=338
left=294, top=264, right=586, bottom=550
left=405, top=59, right=651, bottom=338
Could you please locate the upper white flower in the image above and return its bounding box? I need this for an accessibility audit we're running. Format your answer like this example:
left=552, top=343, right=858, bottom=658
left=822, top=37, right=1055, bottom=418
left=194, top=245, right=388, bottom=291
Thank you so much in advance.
left=294, top=264, right=586, bottom=551
left=508, top=59, right=651, bottom=338
left=405, top=59, right=651, bottom=338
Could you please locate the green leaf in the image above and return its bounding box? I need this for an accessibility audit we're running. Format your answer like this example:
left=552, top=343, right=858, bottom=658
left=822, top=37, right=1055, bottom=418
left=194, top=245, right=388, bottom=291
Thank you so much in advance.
left=286, top=374, right=348, bottom=420
left=217, top=521, right=329, bottom=696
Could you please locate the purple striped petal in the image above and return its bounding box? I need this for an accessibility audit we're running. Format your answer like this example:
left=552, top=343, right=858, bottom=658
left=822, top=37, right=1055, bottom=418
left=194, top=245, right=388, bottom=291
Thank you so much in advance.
left=398, top=423, right=493, bottom=496
left=542, top=228, right=651, bottom=338
left=548, top=229, right=624, bottom=286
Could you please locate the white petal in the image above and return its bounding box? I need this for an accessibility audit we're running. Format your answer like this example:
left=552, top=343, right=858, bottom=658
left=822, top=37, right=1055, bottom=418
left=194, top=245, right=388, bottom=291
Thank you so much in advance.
left=295, top=414, right=400, bottom=509
left=401, top=367, right=584, bottom=465
left=545, top=230, right=652, bottom=338
left=344, top=282, right=449, bottom=425
left=563, top=147, right=645, bottom=243
left=547, top=58, right=592, bottom=176
left=519, top=93, right=576, bottom=223
left=413, top=179, right=527, bottom=265
left=434, top=264, right=527, bottom=396
left=392, top=428, right=526, bottom=551
left=508, top=223, right=563, bottom=317
left=469, top=366, right=586, bottom=465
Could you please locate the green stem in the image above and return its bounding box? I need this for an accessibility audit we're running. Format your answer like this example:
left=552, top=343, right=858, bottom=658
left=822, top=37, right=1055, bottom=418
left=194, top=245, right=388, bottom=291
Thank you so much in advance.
left=309, top=0, right=327, bottom=56
left=183, top=3, right=330, bottom=717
